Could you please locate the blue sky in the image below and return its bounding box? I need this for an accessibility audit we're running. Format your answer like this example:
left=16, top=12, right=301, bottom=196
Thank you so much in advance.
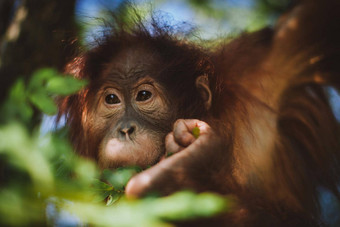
left=75, top=0, right=258, bottom=39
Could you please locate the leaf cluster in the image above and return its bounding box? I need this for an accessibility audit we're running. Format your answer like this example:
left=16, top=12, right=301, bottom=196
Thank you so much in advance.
left=0, top=68, right=230, bottom=226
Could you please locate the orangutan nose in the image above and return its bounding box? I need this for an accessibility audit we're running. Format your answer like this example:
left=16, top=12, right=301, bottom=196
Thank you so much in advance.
left=119, top=125, right=135, bottom=136
left=117, top=121, right=137, bottom=140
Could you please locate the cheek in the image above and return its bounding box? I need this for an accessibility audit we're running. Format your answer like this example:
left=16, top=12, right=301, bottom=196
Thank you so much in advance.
left=84, top=104, right=122, bottom=137
left=98, top=133, right=165, bottom=169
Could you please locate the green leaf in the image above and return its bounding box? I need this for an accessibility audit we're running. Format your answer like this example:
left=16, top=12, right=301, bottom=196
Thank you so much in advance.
left=91, top=179, right=116, bottom=203
left=9, top=78, right=26, bottom=100
left=46, top=77, right=87, bottom=95
left=74, top=159, right=98, bottom=183
left=102, top=167, right=142, bottom=190
left=1, top=79, right=33, bottom=123
left=92, top=179, right=114, bottom=191
left=151, top=191, right=229, bottom=221
left=0, top=123, right=54, bottom=187
left=64, top=191, right=230, bottom=227
left=192, top=126, right=200, bottom=139
left=191, top=193, right=229, bottom=217
left=29, top=91, right=57, bottom=115
left=28, top=68, right=58, bottom=90
left=105, top=193, right=122, bottom=206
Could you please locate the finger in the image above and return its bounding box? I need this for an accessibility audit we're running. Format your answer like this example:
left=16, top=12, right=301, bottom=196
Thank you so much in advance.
left=126, top=121, right=219, bottom=198
left=174, top=119, right=211, bottom=135
left=126, top=138, right=221, bottom=198
left=173, top=119, right=196, bottom=147
left=125, top=152, right=188, bottom=198
left=126, top=130, right=216, bottom=198
left=165, top=132, right=184, bottom=156
left=173, top=119, right=211, bottom=146
left=181, top=119, right=211, bottom=134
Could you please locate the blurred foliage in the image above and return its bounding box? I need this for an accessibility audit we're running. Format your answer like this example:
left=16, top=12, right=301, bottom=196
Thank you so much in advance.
left=185, top=0, right=292, bottom=32
left=0, top=68, right=231, bottom=226
left=0, top=0, right=78, bottom=103
left=75, top=0, right=293, bottom=47
left=1, top=68, right=87, bottom=125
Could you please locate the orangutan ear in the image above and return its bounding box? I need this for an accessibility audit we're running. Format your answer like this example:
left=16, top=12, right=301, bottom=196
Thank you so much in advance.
left=196, top=74, right=212, bottom=110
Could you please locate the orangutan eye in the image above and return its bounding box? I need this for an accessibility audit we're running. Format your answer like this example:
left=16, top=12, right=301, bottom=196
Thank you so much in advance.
left=136, top=90, right=152, bottom=102
left=105, top=94, right=120, bottom=104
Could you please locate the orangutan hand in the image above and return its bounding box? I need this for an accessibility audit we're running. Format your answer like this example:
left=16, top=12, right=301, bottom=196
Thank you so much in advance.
left=125, top=119, right=226, bottom=198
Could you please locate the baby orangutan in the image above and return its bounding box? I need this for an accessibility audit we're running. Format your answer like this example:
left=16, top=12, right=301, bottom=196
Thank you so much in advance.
left=60, top=0, right=340, bottom=225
